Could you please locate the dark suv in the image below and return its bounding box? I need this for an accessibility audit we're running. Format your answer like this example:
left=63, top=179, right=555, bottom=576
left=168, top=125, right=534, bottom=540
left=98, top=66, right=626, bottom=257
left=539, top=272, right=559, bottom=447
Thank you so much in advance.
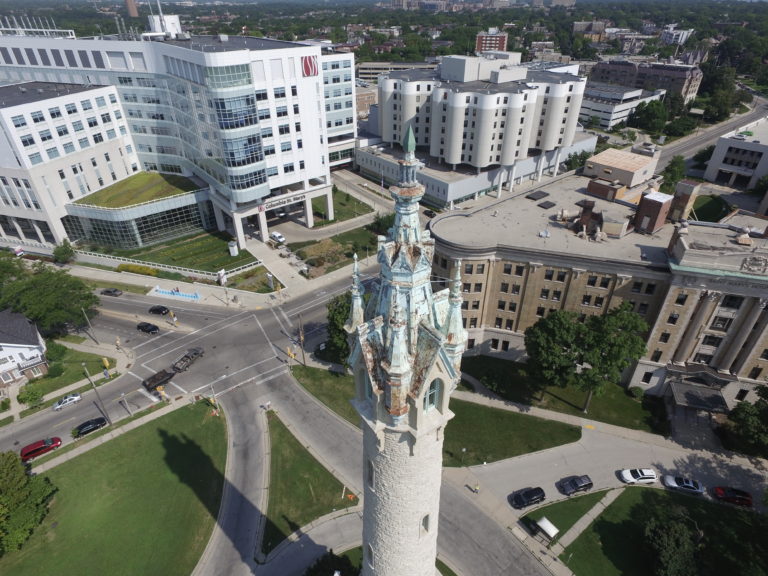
left=560, top=475, right=594, bottom=496
left=510, top=487, right=546, bottom=509
left=74, top=417, right=108, bottom=438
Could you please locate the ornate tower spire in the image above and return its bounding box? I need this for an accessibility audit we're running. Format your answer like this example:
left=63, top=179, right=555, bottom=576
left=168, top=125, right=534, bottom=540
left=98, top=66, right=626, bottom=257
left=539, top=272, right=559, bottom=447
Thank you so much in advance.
left=344, top=254, right=365, bottom=344
left=347, top=131, right=467, bottom=576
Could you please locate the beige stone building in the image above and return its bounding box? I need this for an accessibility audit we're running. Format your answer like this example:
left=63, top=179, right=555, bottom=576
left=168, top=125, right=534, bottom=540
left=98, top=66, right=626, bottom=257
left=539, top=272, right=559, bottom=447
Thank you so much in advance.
left=429, top=173, right=768, bottom=409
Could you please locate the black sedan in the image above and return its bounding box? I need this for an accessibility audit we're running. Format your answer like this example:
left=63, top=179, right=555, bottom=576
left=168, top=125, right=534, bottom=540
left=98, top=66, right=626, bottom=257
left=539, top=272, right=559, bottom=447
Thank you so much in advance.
left=100, top=288, right=123, bottom=296
left=149, top=305, right=170, bottom=315
left=74, top=417, right=107, bottom=438
left=510, top=487, right=546, bottom=509
left=137, top=322, right=159, bottom=334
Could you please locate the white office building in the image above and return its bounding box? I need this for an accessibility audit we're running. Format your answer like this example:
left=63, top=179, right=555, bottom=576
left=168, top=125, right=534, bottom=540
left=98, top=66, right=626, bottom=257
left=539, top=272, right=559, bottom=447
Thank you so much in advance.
left=0, top=18, right=356, bottom=249
left=0, top=81, right=139, bottom=245
left=578, top=82, right=666, bottom=129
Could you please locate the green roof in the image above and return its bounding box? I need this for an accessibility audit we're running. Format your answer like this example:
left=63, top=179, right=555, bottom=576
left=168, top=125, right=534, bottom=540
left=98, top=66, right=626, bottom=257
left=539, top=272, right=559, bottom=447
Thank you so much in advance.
left=74, top=172, right=200, bottom=208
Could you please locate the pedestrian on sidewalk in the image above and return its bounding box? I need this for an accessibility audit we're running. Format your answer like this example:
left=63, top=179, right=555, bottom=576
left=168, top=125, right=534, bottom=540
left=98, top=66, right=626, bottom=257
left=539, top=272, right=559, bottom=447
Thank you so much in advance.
left=474, top=483, right=480, bottom=494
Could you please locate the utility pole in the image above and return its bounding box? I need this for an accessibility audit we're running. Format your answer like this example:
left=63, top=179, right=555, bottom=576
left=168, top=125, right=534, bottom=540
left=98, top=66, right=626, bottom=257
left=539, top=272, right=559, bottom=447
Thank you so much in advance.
left=82, top=362, right=111, bottom=424
left=81, top=307, right=99, bottom=344
left=298, top=313, right=306, bottom=365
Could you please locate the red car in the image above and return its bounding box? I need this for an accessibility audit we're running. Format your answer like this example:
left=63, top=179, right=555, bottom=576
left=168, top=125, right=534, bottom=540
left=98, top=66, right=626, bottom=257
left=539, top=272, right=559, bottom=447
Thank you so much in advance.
left=712, top=486, right=753, bottom=507
left=20, top=437, right=62, bottom=462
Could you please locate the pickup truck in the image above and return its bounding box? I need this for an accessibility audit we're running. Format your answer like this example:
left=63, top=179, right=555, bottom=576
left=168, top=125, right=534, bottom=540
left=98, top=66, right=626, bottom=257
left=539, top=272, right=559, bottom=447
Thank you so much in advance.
left=142, top=369, right=174, bottom=392
left=172, top=347, right=205, bottom=372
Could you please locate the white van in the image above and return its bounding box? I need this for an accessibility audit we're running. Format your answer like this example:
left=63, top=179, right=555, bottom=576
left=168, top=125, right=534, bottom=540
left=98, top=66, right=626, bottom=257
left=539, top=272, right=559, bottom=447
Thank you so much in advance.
left=533, top=516, right=559, bottom=542
left=269, top=231, right=286, bottom=243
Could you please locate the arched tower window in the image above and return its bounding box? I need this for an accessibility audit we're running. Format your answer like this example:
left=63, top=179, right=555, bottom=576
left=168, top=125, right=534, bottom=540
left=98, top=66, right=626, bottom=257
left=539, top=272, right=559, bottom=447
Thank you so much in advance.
left=423, top=378, right=441, bottom=413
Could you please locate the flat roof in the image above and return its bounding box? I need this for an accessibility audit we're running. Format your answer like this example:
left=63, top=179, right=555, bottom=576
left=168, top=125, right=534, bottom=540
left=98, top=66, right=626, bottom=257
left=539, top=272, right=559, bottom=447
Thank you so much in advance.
left=428, top=174, right=673, bottom=267
left=161, top=35, right=301, bottom=53
left=385, top=68, right=582, bottom=95
left=588, top=148, right=657, bottom=172
left=721, top=115, right=768, bottom=146
left=0, top=82, right=105, bottom=109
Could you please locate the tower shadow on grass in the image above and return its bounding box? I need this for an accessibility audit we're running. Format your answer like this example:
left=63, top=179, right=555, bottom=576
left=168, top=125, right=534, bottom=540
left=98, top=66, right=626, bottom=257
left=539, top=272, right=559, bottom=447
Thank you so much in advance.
left=158, top=428, right=327, bottom=574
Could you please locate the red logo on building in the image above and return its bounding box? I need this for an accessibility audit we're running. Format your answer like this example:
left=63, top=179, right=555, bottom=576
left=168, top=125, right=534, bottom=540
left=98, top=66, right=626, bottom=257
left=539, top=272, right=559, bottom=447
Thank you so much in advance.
left=301, top=55, right=319, bottom=77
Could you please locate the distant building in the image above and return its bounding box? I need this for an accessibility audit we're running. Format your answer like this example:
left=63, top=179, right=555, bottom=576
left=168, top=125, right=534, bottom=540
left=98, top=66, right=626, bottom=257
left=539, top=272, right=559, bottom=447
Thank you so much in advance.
left=660, top=24, right=694, bottom=46
left=572, top=21, right=606, bottom=43
left=704, top=117, right=768, bottom=197
left=125, top=0, right=139, bottom=18
left=355, top=61, right=438, bottom=85
left=590, top=59, right=703, bottom=104
left=0, top=309, right=48, bottom=387
left=579, top=81, right=666, bottom=129
left=475, top=28, right=508, bottom=53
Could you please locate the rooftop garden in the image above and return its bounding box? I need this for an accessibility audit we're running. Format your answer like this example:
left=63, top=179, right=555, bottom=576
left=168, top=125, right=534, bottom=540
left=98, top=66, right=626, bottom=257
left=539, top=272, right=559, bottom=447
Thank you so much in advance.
left=74, top=172, right=200, bottom=208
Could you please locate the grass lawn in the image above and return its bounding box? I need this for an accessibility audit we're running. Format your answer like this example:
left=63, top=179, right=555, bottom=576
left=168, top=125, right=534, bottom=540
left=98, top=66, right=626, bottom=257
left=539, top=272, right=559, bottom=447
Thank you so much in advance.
left=27, top=347, right=116, bottom=398
left=312, top=190, right=374, bottom=227
left=691, top=194, right=733, bottom=222
left=444, top=399, right=580, bottom=466
left=262, top=410, right=359, bottom=555
left=0, top=402, right=226, bottom=576
left=0, top=415, right=13, bottom=427
left=75, top=172, right=199, bottom=208
left=56, top=334, right=87, bottom=344
left=225, top=265, right=281, bottom=293
left=291, top=366, right=581, bottom=467
left=106, top=231, right=256, bottom=272
left=292, top=365, right=360, bottom=426
left=461, top=356, right=668, bottom=435
left=88, top=279, right=149, bottom=295
left=522, top=489, right=609, bottom=543
left=20, top=375, right=117, bottom=419
left=562, top=487, right=768, bottom=576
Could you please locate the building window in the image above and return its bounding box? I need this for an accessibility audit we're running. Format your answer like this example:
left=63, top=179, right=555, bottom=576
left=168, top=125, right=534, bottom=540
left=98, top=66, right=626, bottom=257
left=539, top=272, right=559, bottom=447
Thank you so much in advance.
left=638, top=303, right=648, bottom=315
left=582, top=295, right=592, bottom=306
left=473, top=283, right=482, bottom=292
left=476, top=264, right=485, bottom=274
left=761, top=348, right=768, bottom=360
left=587, top=275, right=597, bottom=287
left=540, top=289, right=549, bottom=300
left=503, top=263, right=512, bottom=274
left=467, top=339, right=475, bottom=349
left=702, top=335, right=723, bottom=347
left=500, top=282, right=509, bottom=293
left=544, top=269, right=554, bottom=280
left=20, top=134, right=35, bottom=147
left=735, top=389, right=749, bottom=401
left=710, top=316, right=732, bottom=331
left=465, top=263, right=473, bottom=274
left=748, top=367, right=763, bottom=380
left=31, top=111, right=45, bottom=123
left=650, top=350, right=662, bottom=362
left=367, top=459, right=375, bottom=489
left=536, top=307, right=545, bottom=317
left=515, top=265, right=524, bottom=276
left=594, top=296, right=604, bottom=307
left=39, top=129, right=52, bottom=142
left=509, top=302, right=517, bottom=313
left=424, top=379, right=440, bottom=412
left=667, top=313, right=679, bottom=325
left=600, top=277, right=610, bottom=289
left=505, top=318, right=513, bottom=329
left=659, top=332, right=670, bottom=343
left=491, top=338, right=499, bottom=350
left=471, top=301, right=480, bottom=310
left=675, top=293, right=688, bottom=306
left=641, top=372, right=653, bottom=384
left=631, top=282, right=642, bottom=293
left=469, top=318, right=477, bottom=328
left=721, top=295, right=744, bottom=309
left=644, top=283, right=656, bottom=295
left=553, top=290, right=562, bottom=302
left=28, top=152, right=43, bottom=165
left=556, top=271, right=566, bottom=282
left=511, top=284, right=520, bottom=295
left=12, top=115, right=26, bottom=127
left=693, top=353, right=713, bottom=364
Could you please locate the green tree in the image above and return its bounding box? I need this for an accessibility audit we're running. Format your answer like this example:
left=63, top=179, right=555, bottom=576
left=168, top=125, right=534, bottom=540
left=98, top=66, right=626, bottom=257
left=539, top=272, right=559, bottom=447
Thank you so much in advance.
left=661, top=155, right=687, bottom=194
left=325, top=291, right=352, bottom=365
left=750, top=174, right=768, bottom=196
left=0, top=451, right=57, bottom=556
left=0, top=263, right=98, bottom=336
left=52, top=238, right=75, bottom=264
left=693, top=145, right=715, bottom=166
left=644, top=515, right=698, bottom=576
left=16, top=383, right=43, bottom=407
left=727, top=385, right=768, bottom=455
left=525, top=302, right=646, bottom=413
left=304, top=549, right=360, bottom=576
left=629, top=100, right=668, bottom=134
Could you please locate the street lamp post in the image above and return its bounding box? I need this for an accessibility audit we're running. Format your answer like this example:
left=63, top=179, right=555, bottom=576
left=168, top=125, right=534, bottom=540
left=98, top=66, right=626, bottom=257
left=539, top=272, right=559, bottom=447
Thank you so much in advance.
left=82, top=362, right=111, bottom=425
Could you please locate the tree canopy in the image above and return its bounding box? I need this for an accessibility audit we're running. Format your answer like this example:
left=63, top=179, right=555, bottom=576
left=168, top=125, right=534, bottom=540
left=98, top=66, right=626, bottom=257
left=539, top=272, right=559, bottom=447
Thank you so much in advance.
left=524, top=302, right=647, bottom=412
left=0, top=256, right=98, bottom=336
left=0, top=452, right=57, bottom=556
left=325, top=291, right=352, bottom=365
left=727, top=384, right=768, bottom=457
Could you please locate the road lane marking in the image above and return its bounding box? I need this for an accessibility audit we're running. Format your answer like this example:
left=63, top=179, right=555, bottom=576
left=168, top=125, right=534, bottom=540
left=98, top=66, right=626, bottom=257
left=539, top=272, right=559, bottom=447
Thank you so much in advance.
left=137, top=388, right=160, bottom=403
left=170, top=382, right=187, bottom=394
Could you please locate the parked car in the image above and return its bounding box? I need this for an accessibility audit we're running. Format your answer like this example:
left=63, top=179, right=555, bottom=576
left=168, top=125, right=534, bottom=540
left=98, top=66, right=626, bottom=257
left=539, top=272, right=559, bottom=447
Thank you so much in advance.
left=52, top=392, right=82, bottom=411
left=20, top=437, right=62, bottom=462
left=137, top=322, right=160, bottom=334
left=712, top=486, right=753, bottom=507
left=662, top=475, right=705, bottom=495
left=269, top=231, right=286, bottom=243
left=619, top=468, right=657, bottom=484
left=100, top=288, right=123, bottom=296
left=424, top=209, right=437, bottom=218
left=74, top=417, right=108, bottom=438
left=149, top=305, right=170, bottom=315
left=559, top=475, right=594, bottom=496
left=510, top=487, right=546, bottom=509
